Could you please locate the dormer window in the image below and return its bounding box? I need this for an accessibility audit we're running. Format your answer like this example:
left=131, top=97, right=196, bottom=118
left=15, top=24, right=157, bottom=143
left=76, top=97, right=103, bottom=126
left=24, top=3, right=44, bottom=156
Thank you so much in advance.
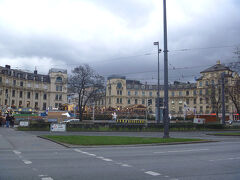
left=56, top=77, right=62, bottom=83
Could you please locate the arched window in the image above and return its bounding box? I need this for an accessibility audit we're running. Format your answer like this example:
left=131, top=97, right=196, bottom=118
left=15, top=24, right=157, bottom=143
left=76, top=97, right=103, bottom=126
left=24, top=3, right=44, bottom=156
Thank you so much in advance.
left=56, top=77, right=62, bottom=82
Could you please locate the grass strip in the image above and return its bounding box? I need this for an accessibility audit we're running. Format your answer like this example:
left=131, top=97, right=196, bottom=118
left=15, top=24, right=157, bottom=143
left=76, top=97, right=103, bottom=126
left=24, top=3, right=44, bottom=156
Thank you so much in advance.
left=42, top=135, right=204, bottom=146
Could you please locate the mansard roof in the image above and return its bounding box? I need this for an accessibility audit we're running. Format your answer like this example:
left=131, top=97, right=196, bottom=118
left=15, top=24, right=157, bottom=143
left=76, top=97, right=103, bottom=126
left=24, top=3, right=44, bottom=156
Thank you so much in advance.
left=200, top=62, right=232, bottom=73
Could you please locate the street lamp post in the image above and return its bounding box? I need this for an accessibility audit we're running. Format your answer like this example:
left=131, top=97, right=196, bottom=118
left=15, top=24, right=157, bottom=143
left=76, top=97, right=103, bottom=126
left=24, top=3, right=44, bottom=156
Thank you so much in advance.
left=154, top=42, right=161, bottom=124
left=163, top=0, right=170, bottom=138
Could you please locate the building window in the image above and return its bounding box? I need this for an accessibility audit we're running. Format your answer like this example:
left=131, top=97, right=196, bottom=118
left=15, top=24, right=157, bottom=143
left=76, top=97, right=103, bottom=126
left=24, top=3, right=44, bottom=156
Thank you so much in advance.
left=206, top=98, right=209, bottom=104
left=186, top=99, right=189, bottom=105
left=117, top=98, right=119, bottom=104
left=56, top=85, right=62, bottom=91
left=128, top=91, right=131, bottom=96
left=199, top=89, right=202, bottom=95
left=225, top=96, right=229, bottom=103
left=149, top=91, right=152, bottom=96
left=11, top=100, right=15, bottom=106
left=179, top=91, right=182, bottom=96
left=35, top=102, right=38, bottom=109
left=27, top=92, right=31, bottom=99
left=120, top=98, right=122, bottom=104
left=135, top=99, right=138, bottom=104
left=200, top=106, right=203, bottom=113
left=171, top=100, right=174, bottom=104
left=142, top=99, right=145, bottom=104
left=135, top=91, right=138, bottom=96
left=27, top=101, right=30, bottom=107
left=55, top=103, right=58, bottom=108
left=43, top=103, right=47, bottom=110
left=193, top=90, right=197, bottom=96
left=35, top=93, right=39, bottom=100
left=142, top=91, right=145, bottom=96
left=56, top=77, right=62, bottom=83
left=211, top=80, right=214, bottom=85
left=20, top=81, right=23, bottom=86
left=12, top=90, right=15, bottom=97
left=199, top=81, right=202, bottom=87
left=171, top=91, right=175, bottom=97
left=43, top=94, right=47, bottom=100
left=13, top=80, right=16, bottom=86
left=226, top=105, right=229, bottom=113
left=200, top=98, right=203, bottom=104
left=128, top=99, right=131, bottom=104
left=194, top=98, right=197, bottom=104
left=19, top=91, right=23, bottom=98
left=59, top=94, right=62, bottom=101
left=205, top=81, right=209, bottom=86
left=186, top=91, right=189, bottom=96
left=55, top=94, right=58, bottom=100
left=19, top=100, right=22, bottom=107
left=205, top=89, right=208, bottom=95
left=179, top=106, right=183, bottom=112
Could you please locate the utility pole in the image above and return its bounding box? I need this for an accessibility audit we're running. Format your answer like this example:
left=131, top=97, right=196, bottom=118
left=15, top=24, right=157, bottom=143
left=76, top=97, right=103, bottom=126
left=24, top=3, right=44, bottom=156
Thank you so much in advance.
left=221, top=72, right=225, bottom=125
left=154, top=42, right=162, bottom=124
left=163, top=0, right=170, bottom=138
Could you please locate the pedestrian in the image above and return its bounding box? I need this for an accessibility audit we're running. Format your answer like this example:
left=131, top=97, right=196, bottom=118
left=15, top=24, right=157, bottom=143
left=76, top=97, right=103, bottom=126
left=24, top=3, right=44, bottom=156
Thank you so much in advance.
left=10, top=115, right=15, bottom=128
left=6, top=114, right=11, bottom=128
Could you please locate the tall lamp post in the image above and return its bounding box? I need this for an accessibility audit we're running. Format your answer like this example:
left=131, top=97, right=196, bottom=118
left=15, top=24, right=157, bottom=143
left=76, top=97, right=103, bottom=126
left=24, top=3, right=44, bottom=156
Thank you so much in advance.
left=163, top=0, right=170, bottom=138
left=154, top=42, right=161, bottom=123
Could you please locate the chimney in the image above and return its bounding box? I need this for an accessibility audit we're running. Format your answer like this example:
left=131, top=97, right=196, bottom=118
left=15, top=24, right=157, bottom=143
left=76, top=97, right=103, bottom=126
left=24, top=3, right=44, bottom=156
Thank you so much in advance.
left=5, top=65, right=11, bottom=69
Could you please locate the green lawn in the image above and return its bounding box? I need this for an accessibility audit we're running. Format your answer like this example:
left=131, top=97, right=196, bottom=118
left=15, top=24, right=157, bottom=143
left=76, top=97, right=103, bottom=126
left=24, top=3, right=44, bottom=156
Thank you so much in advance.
left=211, top=132, right=240, bottom=136
left=42, top=135, right=203, bottom=145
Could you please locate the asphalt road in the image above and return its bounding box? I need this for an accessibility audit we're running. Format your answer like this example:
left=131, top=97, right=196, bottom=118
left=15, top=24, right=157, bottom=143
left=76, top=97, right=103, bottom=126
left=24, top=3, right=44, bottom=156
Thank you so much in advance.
left=1, top=128, right=240, bottom=180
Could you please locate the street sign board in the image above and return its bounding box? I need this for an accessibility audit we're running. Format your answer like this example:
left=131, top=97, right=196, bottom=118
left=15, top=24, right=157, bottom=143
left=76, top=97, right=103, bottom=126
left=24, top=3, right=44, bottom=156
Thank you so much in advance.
left=50, top=123, right=66, bottom=132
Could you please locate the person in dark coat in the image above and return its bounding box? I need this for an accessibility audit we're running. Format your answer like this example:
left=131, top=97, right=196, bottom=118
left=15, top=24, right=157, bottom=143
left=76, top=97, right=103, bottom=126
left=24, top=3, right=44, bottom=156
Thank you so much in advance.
left=6, top=114, right=11, bottom=128
left=10, top=115, right=15, bottom=128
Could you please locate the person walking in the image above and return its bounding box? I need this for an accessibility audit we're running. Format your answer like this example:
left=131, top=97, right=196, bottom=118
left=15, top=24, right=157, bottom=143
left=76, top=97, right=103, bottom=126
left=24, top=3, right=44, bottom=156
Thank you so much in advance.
left=10, top=115, right=15, bottom=128
left=6, top=114, right=11, bottom=128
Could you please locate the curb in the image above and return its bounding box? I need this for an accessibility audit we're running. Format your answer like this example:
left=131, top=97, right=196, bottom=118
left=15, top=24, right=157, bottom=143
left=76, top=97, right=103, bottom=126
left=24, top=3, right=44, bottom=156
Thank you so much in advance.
left=206, top=134, right=240, bottom=136
left=37, top=136, right=218, bottom=148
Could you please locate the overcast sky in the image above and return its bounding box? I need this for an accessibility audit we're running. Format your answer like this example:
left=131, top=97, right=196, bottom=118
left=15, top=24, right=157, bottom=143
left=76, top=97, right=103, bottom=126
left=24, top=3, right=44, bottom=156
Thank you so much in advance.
left=0, top=0, right=240, bottom=83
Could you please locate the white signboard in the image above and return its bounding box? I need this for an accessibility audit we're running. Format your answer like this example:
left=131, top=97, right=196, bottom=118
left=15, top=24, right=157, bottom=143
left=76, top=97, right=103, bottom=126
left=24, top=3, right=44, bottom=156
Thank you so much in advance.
left=19, top=121, right=29, bottom=127
left=50, top=124, right=66, bottom=132
left=193, top=118, right=205, bottom=124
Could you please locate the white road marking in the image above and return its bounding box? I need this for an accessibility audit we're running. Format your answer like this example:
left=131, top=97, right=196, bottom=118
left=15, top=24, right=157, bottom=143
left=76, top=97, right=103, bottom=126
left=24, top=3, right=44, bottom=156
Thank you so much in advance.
left=154, top=149, right=209, bottom=153
left=102, top=158, right=113, bottom=162
left=74, top=149, right=83, bottom=153
left=41, top=177, right=54, bottom=180
left=23, top=160, right=32, bottom=165
left=96, top=156, right=104, bottom=159
left=210, top=157, right=240, bottom=162
left=39, top=175, right=47, bottom=177
left=13, top=150, right=21, bottom=155
left=121, top=164, right=131, bottom=167
left=145, top=171, right=161, bottom=176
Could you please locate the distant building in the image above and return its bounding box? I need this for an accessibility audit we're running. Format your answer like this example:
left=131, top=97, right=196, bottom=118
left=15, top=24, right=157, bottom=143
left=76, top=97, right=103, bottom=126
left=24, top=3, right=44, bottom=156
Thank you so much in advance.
left=0, top=65, right=67, bottom=111
left=105, top=61, right=237, bottom=117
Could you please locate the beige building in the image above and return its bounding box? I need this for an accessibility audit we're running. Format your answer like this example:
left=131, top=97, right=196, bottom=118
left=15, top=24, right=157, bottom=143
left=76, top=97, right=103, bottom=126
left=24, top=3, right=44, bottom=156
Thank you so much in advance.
left=0, top=65, right=68, bottom=111
left=105, top=61, right=237, bottom=117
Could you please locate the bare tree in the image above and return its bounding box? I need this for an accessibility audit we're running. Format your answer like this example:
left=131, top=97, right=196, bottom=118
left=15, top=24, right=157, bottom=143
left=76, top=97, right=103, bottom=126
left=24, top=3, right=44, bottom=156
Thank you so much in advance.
left=208, top=82, right=222, bottom=121
left=68, top=64, right=105, bottom=121
left=228, top=78, right=240, bottom=116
